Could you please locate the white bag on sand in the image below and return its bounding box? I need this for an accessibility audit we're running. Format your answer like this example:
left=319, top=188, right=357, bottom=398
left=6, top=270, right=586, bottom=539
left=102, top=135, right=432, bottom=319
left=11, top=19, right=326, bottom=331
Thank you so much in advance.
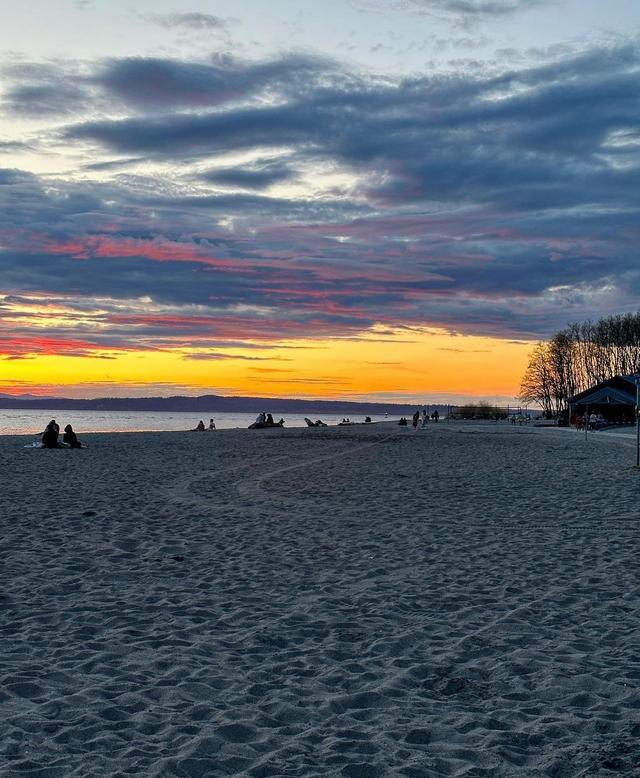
left=22, top=441, right=83, bottom=449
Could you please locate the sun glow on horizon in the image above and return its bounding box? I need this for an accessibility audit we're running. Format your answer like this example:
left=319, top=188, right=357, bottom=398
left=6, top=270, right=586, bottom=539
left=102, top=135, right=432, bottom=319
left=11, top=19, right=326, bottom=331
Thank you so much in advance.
left=0, top=326, right=533, bottom=404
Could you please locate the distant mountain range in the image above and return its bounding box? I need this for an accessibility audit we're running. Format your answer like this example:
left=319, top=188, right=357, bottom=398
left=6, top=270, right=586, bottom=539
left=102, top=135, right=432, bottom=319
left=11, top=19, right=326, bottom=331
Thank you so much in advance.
left=0, top=393, right=55, bottom=401
left=0, top=393, right=436, bottom=415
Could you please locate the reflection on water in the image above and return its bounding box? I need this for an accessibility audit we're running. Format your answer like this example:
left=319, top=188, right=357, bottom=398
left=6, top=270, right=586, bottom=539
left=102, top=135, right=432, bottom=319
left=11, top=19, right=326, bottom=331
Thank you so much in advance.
left=0, top=409, right=393, bottom=435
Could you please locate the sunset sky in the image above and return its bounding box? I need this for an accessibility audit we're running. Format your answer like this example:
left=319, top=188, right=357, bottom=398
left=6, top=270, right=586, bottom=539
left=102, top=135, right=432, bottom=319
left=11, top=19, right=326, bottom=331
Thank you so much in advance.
left=1, top=0, right=639, bottom=403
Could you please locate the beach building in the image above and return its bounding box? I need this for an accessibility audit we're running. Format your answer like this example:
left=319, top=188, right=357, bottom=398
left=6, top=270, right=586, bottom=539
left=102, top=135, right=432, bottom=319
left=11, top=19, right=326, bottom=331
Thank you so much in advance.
left=569, top=374, right=640, bottom=425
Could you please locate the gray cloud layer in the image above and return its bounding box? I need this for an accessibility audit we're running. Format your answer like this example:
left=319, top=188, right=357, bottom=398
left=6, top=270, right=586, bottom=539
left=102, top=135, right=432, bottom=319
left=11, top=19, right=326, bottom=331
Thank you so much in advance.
left=150, top=13, right=227, bottom=30
left=0, top=40, right=639, bottom=353
left=355, top=0, right=556, bottom=25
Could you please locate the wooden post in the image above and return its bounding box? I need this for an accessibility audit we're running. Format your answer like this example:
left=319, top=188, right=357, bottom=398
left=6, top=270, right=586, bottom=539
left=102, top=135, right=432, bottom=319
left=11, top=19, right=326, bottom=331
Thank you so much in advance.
left=585, top=404, right=589, bottom=441
left=636, top=381, right=640, bottom=467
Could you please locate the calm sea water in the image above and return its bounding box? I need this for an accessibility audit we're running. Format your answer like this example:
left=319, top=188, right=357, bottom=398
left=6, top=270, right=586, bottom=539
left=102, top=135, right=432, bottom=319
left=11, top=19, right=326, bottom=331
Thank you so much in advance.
left=0, top=409, right=394, bottom=436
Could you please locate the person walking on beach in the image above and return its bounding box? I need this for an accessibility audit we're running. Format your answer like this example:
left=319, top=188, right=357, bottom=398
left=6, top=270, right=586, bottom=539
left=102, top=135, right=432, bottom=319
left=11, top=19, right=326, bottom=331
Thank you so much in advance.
left=412, top=410, right=420, bottom=429
left=421, top=409, right=428, bottom=428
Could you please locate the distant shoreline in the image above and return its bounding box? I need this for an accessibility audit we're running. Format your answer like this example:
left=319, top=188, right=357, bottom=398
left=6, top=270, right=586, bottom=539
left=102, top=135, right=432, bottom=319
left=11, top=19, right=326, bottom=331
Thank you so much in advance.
left=0, top=393, right=425, bottom=416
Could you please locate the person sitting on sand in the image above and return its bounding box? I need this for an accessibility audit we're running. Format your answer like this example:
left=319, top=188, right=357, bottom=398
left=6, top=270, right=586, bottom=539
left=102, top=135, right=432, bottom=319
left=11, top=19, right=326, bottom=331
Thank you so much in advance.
left=398, top=417, right=408, bottom=426
left=63, top=424, right=82, bottom=448
left=266, top=413, right=274, bottom=424
left=42, top=420, right=60, bottom=448
left=208, top=418, right=216, bottom=430
left=195, top=420, right=205, bottom=431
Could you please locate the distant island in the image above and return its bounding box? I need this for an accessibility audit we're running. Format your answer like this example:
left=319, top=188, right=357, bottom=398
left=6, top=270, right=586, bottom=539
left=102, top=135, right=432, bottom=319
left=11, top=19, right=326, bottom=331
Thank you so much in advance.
left=0, top=393, right=439, bottom=416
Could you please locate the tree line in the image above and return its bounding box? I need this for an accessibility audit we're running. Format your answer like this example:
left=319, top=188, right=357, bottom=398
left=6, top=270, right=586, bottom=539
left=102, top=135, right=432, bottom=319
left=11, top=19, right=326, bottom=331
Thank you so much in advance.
left=519, top=313, right=640, bottom=418
left=449, top=402, right=507, bottom=420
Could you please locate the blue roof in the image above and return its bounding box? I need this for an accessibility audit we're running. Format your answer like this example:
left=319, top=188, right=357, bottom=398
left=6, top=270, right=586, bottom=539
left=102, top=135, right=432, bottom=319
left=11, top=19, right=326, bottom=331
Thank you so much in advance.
left=569, top=374, right=638, bottom=404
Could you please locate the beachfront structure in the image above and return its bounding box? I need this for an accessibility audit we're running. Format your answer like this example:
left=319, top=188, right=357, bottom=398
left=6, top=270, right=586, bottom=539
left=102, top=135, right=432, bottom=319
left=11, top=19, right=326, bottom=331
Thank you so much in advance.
left=568, top=374, right=640, bottom=425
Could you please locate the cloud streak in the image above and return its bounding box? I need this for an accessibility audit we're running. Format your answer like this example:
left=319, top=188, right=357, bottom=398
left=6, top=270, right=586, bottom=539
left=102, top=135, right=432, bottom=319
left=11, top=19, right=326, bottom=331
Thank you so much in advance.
left=355, top=0, right=556, bottom=25
left=150, top=12, right=227, bottom=30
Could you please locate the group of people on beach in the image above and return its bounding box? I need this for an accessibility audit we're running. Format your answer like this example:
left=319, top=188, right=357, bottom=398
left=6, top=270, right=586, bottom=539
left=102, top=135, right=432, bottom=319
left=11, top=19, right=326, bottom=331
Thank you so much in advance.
left=402, top=408, right=439, bottom=429
left=194, top=418, right=216, bottom=431
left=574, top=412, right=607, bottom=431
left=42, top=420, right=82, bottom=448
left=256, top=412, right=276, bottom=425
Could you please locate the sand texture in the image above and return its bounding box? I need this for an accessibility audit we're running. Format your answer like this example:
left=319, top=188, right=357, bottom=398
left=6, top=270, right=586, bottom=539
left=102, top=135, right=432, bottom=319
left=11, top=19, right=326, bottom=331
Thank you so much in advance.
left=3, top=422, right=640, bottom=776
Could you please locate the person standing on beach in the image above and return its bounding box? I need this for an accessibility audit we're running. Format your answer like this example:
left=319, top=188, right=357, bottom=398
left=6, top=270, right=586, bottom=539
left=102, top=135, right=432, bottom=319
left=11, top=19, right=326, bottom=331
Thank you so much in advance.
left=412, top=410, right=420, bottom=429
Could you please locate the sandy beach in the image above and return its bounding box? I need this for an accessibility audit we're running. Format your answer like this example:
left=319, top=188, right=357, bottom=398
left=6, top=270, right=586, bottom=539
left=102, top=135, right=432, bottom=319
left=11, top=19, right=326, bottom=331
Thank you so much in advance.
left=3, top=421, right=640, bottom=776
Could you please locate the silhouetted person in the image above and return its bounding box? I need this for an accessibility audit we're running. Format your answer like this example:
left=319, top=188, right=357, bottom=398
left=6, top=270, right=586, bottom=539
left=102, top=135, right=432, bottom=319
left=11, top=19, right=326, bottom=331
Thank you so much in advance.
left=266, top=413, right=274, bottom=424
left=63, top=424, right=82, bottom=448
left=195, top=420, right=205, bottom=431
left=42, top=420, right=59, bottom=448
left=412, top=410, right=420, bottom=429
left=208, top=418, right=216, bottom=430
